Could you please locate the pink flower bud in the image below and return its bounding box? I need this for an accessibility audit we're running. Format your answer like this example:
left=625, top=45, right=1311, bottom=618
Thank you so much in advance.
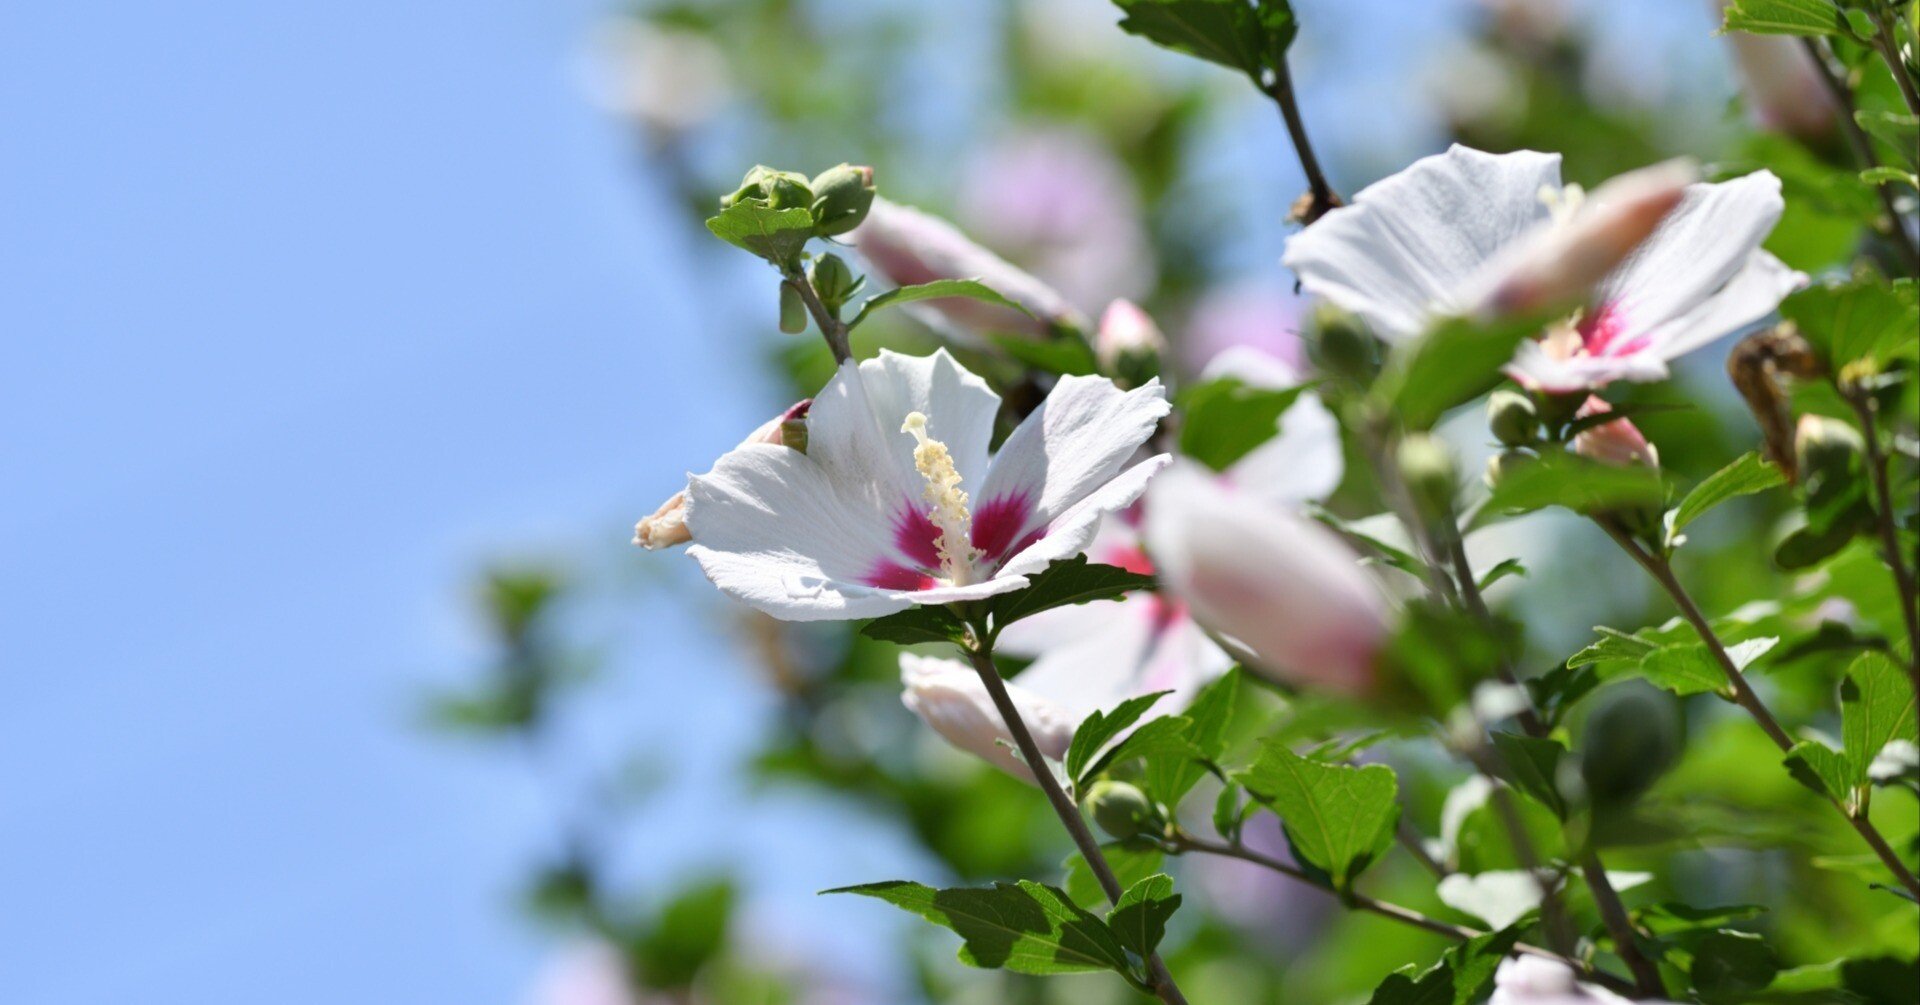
left=634, top=400, right=809, bottom=550
left=899, top=654, right=1075, bottom=784
left=1144, top=463, right=1391, bottom=697
left=1094, top=299, right=1165, bottom=370
left=849, top=198, right=1086, bottom=338
left=1572, top=395, right=1658, bottom=468
left=1478, top=160, right=1696, bottom=318
left=1715, top=2, right=1838, bottom=141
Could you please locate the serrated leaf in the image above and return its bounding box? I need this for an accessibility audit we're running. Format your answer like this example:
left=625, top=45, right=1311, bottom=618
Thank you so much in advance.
left=1489, top=731, right=1570, bottom=818
left=1147, top=669, right=1241, bottom=802
left=1235, top=740, right=1400, bottom=890
left=848, top=278, right=1035, bottom=332
left=860, top=605, right=968, bottom=646
left=1110, top=0, right=1295, bottom=80
left=1568, top=626, right=1660, bottom=671
left=1640, top=644, right=1737, bottom=697
left=1784, top=740, right=1855, bottom=806
left=989, top=332, right=1098, bottom=376
left=1374, top=312, right=1548, bottom=430
left=1780, top=277, right=1920, bottom=372
left=1062, top=844, right=1164, bottom=909
left=1085, top=715, right=1205, bottom=786
left=1666, top=452, right=1786, bottom=547
left=1177, top=377, right=1312, bottom=471
left=826, top=879, right=1133, bottom=975
left=1066, top=692, right=1174, bottom=787
left=1719, top=0, right=1843, bottom=37
left=1841, top=650, right=1918, bottom=788
left=1365, top=927, right=1522, bottom=1005
left=991, top=555, right=1156, bottom=629
left=1108, top=873, right=1181, bottom=958
left=704, top=203, right=815, bottom=264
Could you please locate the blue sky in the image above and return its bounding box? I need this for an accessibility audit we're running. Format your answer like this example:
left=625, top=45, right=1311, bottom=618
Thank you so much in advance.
left=0, top=1, right=1729, bottom=1001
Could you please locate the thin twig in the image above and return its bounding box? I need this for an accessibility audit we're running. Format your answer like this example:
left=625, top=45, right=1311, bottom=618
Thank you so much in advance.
left=962, top=638, right=1191, bottom=1005
left=1165, top=833, right=1642, bottom=998
left=1261, top=60, right=1339, bottom=224
left=1844, top=386, right=1920, bottom=694
left=782, top=268, right=853, bottom=364
left=1598, top=521, right=1920, bottom=898
left=1867, top=6, right=1920, bottom=119
left=1799, top=37, right=1920, bottom=274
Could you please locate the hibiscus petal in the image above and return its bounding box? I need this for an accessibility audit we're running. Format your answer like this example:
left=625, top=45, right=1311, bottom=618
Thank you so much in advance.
left=1283, top=145, right=1562, bottom=340
left=1506, top=339, right=1673, bottom=393
left=1598, top=171, right=1788, bottom=338
left=997, top=454, right=1171, bottom=579
left=685, top=443, right=910, bottom=621
left=1197, top=346, right=1344, bottom=505
left=977, top=375, right=1170, bottom=543
left=900, top=653, right=1076, bottom=783
left=1634, top=249, right=1805, bottom=361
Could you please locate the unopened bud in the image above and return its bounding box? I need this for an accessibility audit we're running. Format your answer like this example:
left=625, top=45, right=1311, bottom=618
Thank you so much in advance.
left=722, top=165, right=812, bottom=211
left=1794, top=415, right=1863, bottom=501
left=1085, top=780, right=1157, bottom=841
left=1094, top=299, right=1165, bottom=372
left=808, top=164, right=876, bottom=237
left=1485, top=449, right=1534, bottom=490
left=1572, top=396, right=1658, bottom=468
left=1488, top=390, right=1539, bottom=447
left=1398, top=433, right=1459, bottom=521
left=1309, top=303, right=1378, bottom=384
left=809, top=253, right=862, bottom=313
left=778, top=281, right=808, bottom=334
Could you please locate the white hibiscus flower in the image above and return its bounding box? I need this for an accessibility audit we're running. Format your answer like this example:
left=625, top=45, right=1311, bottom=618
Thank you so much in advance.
left=1282, top=144, right=1804, bottom=393
left=684, top=349, right=1170, bottom=621
left=898, top=652, right=1078, bottom=785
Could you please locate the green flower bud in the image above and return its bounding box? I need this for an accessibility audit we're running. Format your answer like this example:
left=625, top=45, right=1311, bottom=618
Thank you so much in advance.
left=1308, top=303, right=1379, bottom=384
left=1793, top=415, right=1863, bottom=501
left=722, top=165, right=813, bottom=211
left=1578, top=683, right=1682, bottom=805
left=1487, top=389, right=1539, bottom=447
left=1085, top=780, right=1157, bottom=841
left=1397, top=433, right=1458, bottom=521
left=809, top=163, right=876, bottom=236
left=808, top=252, right=863, bottom=313
left=1484, top=449, right=1534, bottom=490
left=779, top=281, right=808, bottom=334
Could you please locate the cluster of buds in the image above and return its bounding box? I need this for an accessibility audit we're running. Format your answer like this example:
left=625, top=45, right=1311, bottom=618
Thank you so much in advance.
left=721, top=163, right=876, bottom=239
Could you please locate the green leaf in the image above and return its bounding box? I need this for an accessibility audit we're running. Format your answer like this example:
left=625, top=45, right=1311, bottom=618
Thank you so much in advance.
left=1860, top=167, right=1920, bottom=188
left=1639, top=644, right=1738, bottom=698
left=1066, top=692, right=1175, bottom=787
left=1489, top=732, right=1570, bottom=819
left=1365, top=927, right=1522, bottom=1005
left=1084, top=715, right=1205, bottom=785
left=1855, top=111, right=1919, bottom=170
left=991, top=555, right=1156, bottom=629
left=1374, top=312, right=1546, bottom=430
left=1476, top=558, right=1527, bottom=591
left=1690, top=929, right=1779, bottom=1003
left=1177, top=377, right=1312, bottom=471
left=848, top=278, right=1035, bottom=332
left=1235, top=740, right=1400, bottom=890
left=1784, top=740, right=1855, bottom=806
left=704, top=203, right=816, bottom=264
left=1147, top=669, right=1241, bottom=802
left=1780, top=277, right=1920, bottom=372
left=860, top=606, right=968, bottom=646
left=1568, top=626, right=1660, bottom=671
left=1062, top=844, right=1164, bottom=909
left=1107, top=873, right=1181, bottom=958
left=1633, top=901, right=1765, bottom=935
left=826, top=880, right=1133, bottom=976
left=1840, top=650, right=1918, bottom=788
left=1110, top=0, right=1295, bottom=80
left=1481, top=450, right=1667, bottom=518
left=989, top=332, right=1098, bottom=377
left=1665, top=452, right=1786, bottom=548
left=1719, top=0, right=1843, bottom=37
left=634, top=878, right=737, bottom=987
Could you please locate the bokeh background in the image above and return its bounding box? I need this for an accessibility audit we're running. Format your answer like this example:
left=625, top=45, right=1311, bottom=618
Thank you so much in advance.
left=4, top=0, right=1861, bottom=1002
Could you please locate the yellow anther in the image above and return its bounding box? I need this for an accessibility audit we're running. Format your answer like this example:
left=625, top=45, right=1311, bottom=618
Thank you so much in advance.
left=1537, top=182, right=1586, bottom=227
left=901, top=412, right=982, bottom=585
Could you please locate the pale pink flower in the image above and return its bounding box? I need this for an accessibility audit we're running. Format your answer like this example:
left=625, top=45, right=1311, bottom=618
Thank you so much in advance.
left=1093, top=299, right=1166, bottom=369
left=1714, top=1, right=1837, bottom=140
left=1183, top=281, right=1307, bottom=373
left=899, top=652, right=1076, bottom=785
left=1571, top=396, right=1658, bottom=467
left=1283, top=145, right=1804, bottom=394
left=524, top=944, right=649, bottom=1005
left=848, top=199, right=1086, bottom=339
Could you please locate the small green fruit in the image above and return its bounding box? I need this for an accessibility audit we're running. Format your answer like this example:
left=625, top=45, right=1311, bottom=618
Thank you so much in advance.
left=809, top=163, right=876, bottom=236
left=1488, top=389, right=1539, bottom=447
left=1085, top=780, right=1157, bottom=841
left=1397, top=433, right=1458, bottom=520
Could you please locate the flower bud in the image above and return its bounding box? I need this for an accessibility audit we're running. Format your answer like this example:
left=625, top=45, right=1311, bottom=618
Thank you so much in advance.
left=1093, top=299, right=1165, bottom=372
left=1571, top=396, right=1657, bottom=468
left=635, top=400, right=810, bottom=550
left=1085, top=780, right=1158, bottom=841
left=1308, top=302, right=1379, bottom=384
left=1578, top=683, right=1682, bottom=805
left=721, top=165, right=812, bottom=211
left=1484, top=449, right=1534, bottom=490
left=899, top=654, right=1075, bottom=785
left=1145, top=462, right=1391, bottom=697
left=1793, top=414, right=1863, bottom=500
left=808, top=252, right=862, bottom=314
left=1487, top=389, right=1539, bottom=447
left=848, top=198, right=1085, bottom=339
left=1398, top=433, right=1459, bottom=522
left=808, top=163, right=876, bottom=237
left=778, top=280, right=808, bottom=334
left=1475, top=160, right=1695, bottom=318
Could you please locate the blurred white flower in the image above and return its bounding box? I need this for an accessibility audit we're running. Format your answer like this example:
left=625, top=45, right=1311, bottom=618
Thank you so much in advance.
left=849, top=199, right=1086, bottom=339
left=1183, top=281, right=1307, bottom=374
left=1712, top=0, right=1837, bottom=140
left=899, top=652, right=1076, bottom=784
left=958, top=128, right=1156, bottom=314
left=1490, top=956, right=1644, bottom=1005
left=685, top=349, right=1167, bottom=620
left=1283, top=145, right=1803, bottom=393
left=524, top=943, right=647, bottom=1005
left=579, top=20, right=732, bottom=136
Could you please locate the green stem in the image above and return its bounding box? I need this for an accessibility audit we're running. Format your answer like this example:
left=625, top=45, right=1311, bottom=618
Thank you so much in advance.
left=1260, top=60, right=1339, bottom=223
left=1868, top=6, right=1920, bottom=119
left=1844, top=386, right=1920, bottom=694
left=782, top=266, right=852, bottom=364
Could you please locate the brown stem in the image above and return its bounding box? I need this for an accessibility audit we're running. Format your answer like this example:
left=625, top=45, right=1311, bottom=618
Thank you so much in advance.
left=1799, top=38, right=1920, bottom=275
left=782, top=269, right=852, bottom=365
left=1167, top=834, right=1642, bottom=998
left=1599, top=521, right=1920, bottom=898
left=1579, top=852, right=1666, bottom=996
left=1261, top=60, right=1339, bottom=224
left=1844, top=387, right=1920, bottom=694
left=962, top=641, right=1191, bottom=1005
left=1868, top=6, right=1920, bottom=120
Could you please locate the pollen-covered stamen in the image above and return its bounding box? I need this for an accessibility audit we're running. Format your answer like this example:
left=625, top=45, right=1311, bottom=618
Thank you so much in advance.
left=901, top=411, right=983, bottom=585
left=1537, top=182, right=1586, bottom=226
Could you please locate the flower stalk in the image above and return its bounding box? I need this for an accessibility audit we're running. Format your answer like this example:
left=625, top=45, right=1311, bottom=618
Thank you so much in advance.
left=1262, top=59, right=1339, bottom=223
left=781, top=266, right=853, bottom=364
